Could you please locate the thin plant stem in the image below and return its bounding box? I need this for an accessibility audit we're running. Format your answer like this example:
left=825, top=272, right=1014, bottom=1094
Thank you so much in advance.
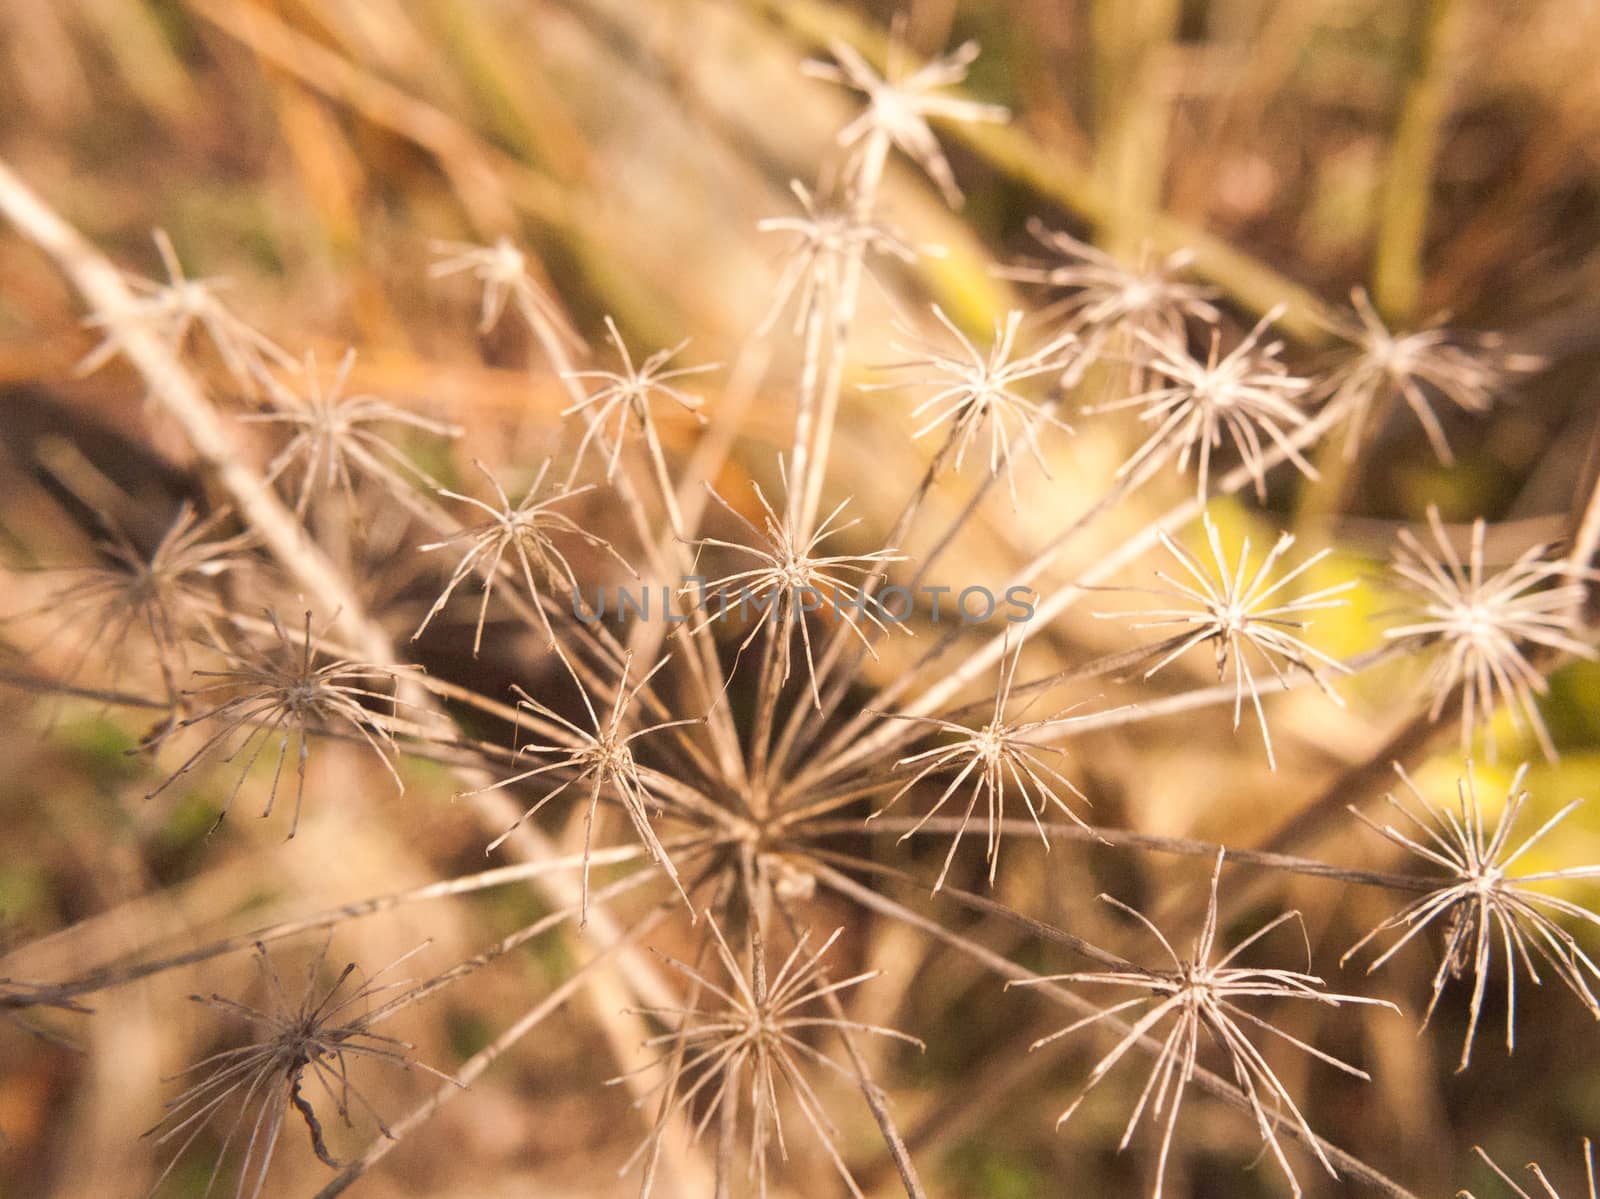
left=1012, top=643, right=1402, bottom=740
left=807, top=849, right=1141, bottom=973
left=803, top=817, right=1435, bottom=893
left=6, top=843, right=689, bottom=1004
left=1090, top=0, right=1180, bottom=257
left=1371, top=0, right=1461, bottom=323
left=1565, top=423, right=1600, bottom=622
left=799, top=128, right=892, bottom=539
left=772, top=892, right=928, bottom=1199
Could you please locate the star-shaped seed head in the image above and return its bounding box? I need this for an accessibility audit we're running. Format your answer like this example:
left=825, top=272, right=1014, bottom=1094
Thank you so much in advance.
left=801, top=32, right=1008, bottom=207
left=1344, top=763, right=1600, bottom=1072
left=874, top=632, right=1094, bottom=891
left=1087, top=306, right=1318, bottom=501
left=1319, top=287, right=1541, bottom=463
left=429, top=235, right=582, bottom=350
left=246, top=348, right=460, bottom=515
left=560, top=315, right=715, bottom=481
left=868, top=305, right=1076, bottom=507
left=618, top=918, right=921, bottom=1199
left=1383, top=507, right=1596, bottom=761
left=1102, top=513, right=1354, bottom=769
left=756, top=179, right=920, bottom=337
left=1011, top=849, right=1393, bottom=1198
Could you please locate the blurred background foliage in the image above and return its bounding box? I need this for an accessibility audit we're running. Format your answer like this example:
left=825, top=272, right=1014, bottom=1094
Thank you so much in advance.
left=2, top=0, right=1600, bottom=1196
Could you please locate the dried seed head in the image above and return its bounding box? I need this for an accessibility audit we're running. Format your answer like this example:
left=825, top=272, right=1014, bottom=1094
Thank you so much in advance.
left=413, top=460, right=630, bottom=654
left=245, top=348, right=460, bottom=516
left=463, top=652, right=697, bottom=921
left=144, top=610, right=413, bottom=837
left=693, top=471, right=905, bottom=705
left=1101, top=513, right=1354, bottom=769
left=1012, top=850, right=1393, bottom=1198
left=801, top=32, right=1008, bottom=207
left=867, top=305, right=1076, bottom=507
left=9, top=502, right=248, bottom=696
left=78, top=229, right=293, bottom=394
left=875, top=632, right=1095, bottom=891
left=1319, top=287, right=1539, bottom=464
left=1344, top=763, right=1600, bottom=1072
left=428, top=235, right=582, bottom=350
left=560, top=316, right=715, bottom=481
left=756, top=179, right=921, bottom=337
left=619, top=918, right=921, bottom=1199
left=1383, top=507, right=1596, bottom=761
left=1087, top=306, right=1318, bottom=500
left=998, top=220, right=1219, bottom=381
left=145, top=940, right=443, bottom=1199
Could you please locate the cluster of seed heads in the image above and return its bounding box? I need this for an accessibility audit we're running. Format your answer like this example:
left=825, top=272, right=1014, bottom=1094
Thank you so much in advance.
left=1, top=18, right=1597, bottom=1199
